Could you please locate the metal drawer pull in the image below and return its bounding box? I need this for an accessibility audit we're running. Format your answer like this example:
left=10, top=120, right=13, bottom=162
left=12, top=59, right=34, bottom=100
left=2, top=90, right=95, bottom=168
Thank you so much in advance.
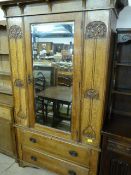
left=69, top=150, right=78, bottom=157
left=27, top=75, right=34, bottom=84
left=31, top=156, right=37, bottom=161
left=68, top=170, right=76, bottom=175
left=30, top=137, right=37, bottom=143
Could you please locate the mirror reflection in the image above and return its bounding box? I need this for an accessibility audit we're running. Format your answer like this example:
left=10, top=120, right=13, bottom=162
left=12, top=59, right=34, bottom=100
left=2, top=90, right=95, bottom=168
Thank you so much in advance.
left=31, top=22, right=74, bottom=132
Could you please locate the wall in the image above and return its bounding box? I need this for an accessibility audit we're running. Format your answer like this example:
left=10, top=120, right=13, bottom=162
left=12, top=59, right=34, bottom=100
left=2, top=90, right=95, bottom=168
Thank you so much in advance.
left=117, top=6, right=131, bottom=28
left=0, top=8, right=5, bottom=20
left=38, top=37, right=74, bottom=44
left=116, top=0, right=131, bottom=28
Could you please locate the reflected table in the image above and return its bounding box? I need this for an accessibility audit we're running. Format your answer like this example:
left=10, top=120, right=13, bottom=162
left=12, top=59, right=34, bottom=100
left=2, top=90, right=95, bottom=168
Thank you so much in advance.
left=37, top=86, right=72, bottom=127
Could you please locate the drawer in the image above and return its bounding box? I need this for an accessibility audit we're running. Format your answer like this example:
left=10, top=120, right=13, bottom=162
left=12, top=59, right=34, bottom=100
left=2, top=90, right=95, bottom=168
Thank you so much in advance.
left=22, top=130, right=98, bottom=167
left=22, top=146, right=89, bottom=175
left=0, top=106, right=12, bottom=121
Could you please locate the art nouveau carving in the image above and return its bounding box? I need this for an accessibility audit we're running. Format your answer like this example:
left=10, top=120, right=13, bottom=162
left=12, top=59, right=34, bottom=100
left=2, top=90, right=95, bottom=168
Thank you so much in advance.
left=86, top=21, right=107, bottom=39
left=118, top=34, right=131, bottom=43
left=84, top=89, right=99, bottom=99
left=14, top=79, right=24, bottom=88
left=17, top=110, right=27, bottom=119
left=9, top=25, right=23, bottom=39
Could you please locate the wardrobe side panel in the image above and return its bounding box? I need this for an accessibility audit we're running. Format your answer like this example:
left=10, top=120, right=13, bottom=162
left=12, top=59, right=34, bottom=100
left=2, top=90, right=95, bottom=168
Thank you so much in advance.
left=7, top=17, right=29, bottom=126
left=81, top=10, right=111, bottom=147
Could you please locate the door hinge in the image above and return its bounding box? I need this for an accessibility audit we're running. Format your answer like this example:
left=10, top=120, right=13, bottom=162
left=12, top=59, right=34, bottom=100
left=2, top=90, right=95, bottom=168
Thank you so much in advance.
left=76, top=130, right=79, bottom=142
left=27, top=75, right=34, bottom=84
left=79, top=81, right=81, bottom=90
left=81, top=21, right=84, bottom=29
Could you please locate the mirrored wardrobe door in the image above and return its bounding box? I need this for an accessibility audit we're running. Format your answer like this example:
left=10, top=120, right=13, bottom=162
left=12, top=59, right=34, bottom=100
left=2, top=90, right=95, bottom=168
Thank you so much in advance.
left=31, top=22, right=74, bottom=132
left=25, top=13, right=82, bottom=139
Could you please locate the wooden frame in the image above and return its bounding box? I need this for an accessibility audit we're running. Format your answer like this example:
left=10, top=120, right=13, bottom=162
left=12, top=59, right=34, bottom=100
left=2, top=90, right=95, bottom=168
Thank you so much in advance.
left=24, top=12, right=83, bottom=141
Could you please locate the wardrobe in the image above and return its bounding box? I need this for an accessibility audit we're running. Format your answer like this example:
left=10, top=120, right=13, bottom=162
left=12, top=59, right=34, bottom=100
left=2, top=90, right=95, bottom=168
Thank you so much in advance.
left=0, top=20, right=15, bottom=157
left=99, top=29, right=131, bottom=175
left=0, top=0, right=118, bottom=174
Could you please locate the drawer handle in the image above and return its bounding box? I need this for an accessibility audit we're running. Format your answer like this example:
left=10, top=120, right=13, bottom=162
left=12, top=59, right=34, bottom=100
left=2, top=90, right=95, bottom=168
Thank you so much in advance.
left=69, top=150, right=78, bottom=157
left=31, top=156, right=37, bottom=161
left=30, top=137, right=37, bottom=143
left=68, top=170, right=76, bottom=175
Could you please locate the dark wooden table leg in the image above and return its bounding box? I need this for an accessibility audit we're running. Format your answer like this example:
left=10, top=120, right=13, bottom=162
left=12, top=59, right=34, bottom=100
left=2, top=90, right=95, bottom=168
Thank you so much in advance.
left=52, top=100, right=62, bottom=127
left=42, top=98, right=46, bottom=124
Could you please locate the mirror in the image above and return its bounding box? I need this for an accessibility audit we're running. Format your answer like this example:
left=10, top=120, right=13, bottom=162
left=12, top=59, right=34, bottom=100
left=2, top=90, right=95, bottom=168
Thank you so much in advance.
left=31, top=22, right=74, bottom=132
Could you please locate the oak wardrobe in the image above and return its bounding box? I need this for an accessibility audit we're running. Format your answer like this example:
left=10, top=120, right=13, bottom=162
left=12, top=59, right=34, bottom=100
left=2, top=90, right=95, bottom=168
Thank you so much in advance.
left=0, top=20, right=15, bottom=157
left=0, top=0, right=118, bottom=175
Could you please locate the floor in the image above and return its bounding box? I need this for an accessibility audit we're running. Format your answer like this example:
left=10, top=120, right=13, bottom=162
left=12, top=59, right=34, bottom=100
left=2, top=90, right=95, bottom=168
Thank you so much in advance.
left=0, top=153, right=57, bottom=175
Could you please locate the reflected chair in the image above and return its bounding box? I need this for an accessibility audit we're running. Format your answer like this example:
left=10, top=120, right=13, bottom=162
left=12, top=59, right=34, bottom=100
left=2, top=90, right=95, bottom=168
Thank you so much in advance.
left=34, top=72, right=46, bottom=93
left=35, top=72, right=54, bottom=124
left=34, top=72, right=48, bottom=123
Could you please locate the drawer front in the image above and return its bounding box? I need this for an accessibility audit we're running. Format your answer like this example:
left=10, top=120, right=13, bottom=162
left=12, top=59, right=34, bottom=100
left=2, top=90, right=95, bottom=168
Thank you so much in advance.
left=23, top=146, right=89, bottom=175
left=22, top=130, right=96, bottom=167
left=0, top=106, right=12, bottom=121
